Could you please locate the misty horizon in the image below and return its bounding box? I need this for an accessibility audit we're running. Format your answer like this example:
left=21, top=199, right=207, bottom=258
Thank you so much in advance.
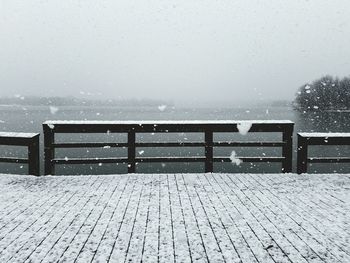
left=1, top=1, right=350, bottom=102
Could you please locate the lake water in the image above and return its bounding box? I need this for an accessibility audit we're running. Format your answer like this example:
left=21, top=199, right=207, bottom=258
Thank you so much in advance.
left=0, top=104, right=349, bottom=174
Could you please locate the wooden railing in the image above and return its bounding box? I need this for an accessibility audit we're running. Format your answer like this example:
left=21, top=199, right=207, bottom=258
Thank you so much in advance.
left=297, top=133, right=350, bottom=174
left=43, top=120, right=294, bottom=175
left=0, top=132, right=40, bottom=175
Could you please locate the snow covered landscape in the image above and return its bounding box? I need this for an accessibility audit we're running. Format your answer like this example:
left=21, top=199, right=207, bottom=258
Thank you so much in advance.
left=0, top=173, right=349, bottom=262
left=1, top=1, right=350, bottom=262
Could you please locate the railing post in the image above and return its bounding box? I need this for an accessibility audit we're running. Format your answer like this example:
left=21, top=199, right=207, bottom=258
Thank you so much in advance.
left=43, top=124, right=55, bottom=175
left=282, top=125, right=293, bottom=173
left=297, top=134, right=308, bottom=174
left=28, top=134, right=40, bottom=176
left=128, top=130, right=136, bottom=173
left=205, top=130, right=213, bottom=173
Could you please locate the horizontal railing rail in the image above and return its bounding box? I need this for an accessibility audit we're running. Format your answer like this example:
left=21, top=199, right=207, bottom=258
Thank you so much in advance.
left=43, top=120, right=294, bottom=175
left=297, top=133, right=350, bottom=174
left=0, top=132, right=40, bottom=176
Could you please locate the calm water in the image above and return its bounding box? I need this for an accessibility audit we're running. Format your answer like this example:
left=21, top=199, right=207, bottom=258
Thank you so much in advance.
left=0, top=104, right=349, bottom=174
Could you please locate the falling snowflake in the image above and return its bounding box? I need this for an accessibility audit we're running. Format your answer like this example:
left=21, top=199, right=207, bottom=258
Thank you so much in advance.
left=49, top=106, right=59, bottom=115
left=158, top=105, right=167, bottom=111
left=230, top=151, right=242, bottom=166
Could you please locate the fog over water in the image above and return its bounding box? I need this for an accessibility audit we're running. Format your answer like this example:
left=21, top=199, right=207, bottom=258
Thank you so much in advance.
left=1, top=1, right=350, bottom=103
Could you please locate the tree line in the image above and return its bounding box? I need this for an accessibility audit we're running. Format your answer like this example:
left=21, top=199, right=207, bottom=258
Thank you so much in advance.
left=294, top=75, right=350, bottom=111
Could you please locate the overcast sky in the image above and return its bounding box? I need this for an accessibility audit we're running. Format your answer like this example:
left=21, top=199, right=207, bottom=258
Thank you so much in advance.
left=1, top=0, right=350, bottom=103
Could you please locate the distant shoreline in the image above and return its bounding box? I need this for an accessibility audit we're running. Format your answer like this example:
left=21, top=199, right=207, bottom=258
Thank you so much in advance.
left=0, top=96, right=172, bottom=108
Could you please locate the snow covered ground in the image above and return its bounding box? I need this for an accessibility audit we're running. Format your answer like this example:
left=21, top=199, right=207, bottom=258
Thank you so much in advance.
left=0, top=173, right=349, bottom=262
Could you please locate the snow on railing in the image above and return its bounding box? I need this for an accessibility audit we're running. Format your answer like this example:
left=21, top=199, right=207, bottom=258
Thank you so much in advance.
left=297, top=133, right=350, bottom=174
left=43, top=120, right=294, bottom=175
left=0, top=132, right=40, bottom=175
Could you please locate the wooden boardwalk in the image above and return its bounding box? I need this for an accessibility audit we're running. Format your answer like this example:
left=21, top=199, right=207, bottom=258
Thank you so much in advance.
left=0, top=173, right=349, bottom=262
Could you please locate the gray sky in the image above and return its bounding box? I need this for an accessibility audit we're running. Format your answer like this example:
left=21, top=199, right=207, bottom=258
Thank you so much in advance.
left=1, top=0, right=350, bottom=103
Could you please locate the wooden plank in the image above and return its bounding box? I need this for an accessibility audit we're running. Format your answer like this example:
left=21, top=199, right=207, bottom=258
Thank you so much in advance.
left=11, top=176, right=100, bottom=262
left=298, top=132, right=350, bottom=137
left=203, top=174, right=260, bottom=263
left=40, top=176, right=127, bottom=262
left=167, top=174, right=192, bottom=262
left=210, top=174, right=276, bottom=263
left=181, top=174, right=226, bottom=262
left=182, top=174, right=241, bottom=262
left=43, top=120, right=294, bottom=133
left=298, top=133, right=350, bottom=145
left=252, top=174, right=349, bottom=261
left=44, top=120, right=294, bottom=125
left=0, top=173, right=349, bottom=262
left=158, top=174, right=175, bottom=263
left=71, top=178, right=127, bottom=263
left=54, top=177, right=112, bottom=262
left=90, top=176, right=138, bottom=262
left=263, top=174, right=350, bottom=241
left=141, top=174, right=161, bottom=262
left=43, top=124, right=55, bottom=175
left=297, top=134, right=308, bottom=174
left=282, top=125, right=293, bottom=173
left=0, top=157, right=28, bottom=163
left=214, top=141, right=285, bottom=147
left=136, top=156, right=285, bottom=163
left=0, top=180, right=89, bottom=262
left=53, top=157, right=128, bottom=164
left=233, top=174, right=309, bottom=263
left=0, top=133, right=39, bottom=146
left=108, top=176, right=145, bottom=262
left=123, top=175, right=153, bottom=263
left=28, top=135, right=40, bottom=175
left=136, top=157, right=205, bottom=163
left=213, top=157, right=285, bottom=162
left=0, top=178, right=73, bottom=255
left=53, top=142, right=128, bottom=148
left=0, top=177, right=70, bottom=226
left=136, top=142, right=205, bottom=147
left=243, top=174, right=326, bottom=262
left=43, top=121, right=294, bottom=133
left=308, top=157, right=350, bottom=163
left=174, top=174, right=208, bottom=262
left=205, top=131, right=213, bottom=172
left=128, top=131, right=136, bottom=173
left=0, top=132, right=39, bottom=138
